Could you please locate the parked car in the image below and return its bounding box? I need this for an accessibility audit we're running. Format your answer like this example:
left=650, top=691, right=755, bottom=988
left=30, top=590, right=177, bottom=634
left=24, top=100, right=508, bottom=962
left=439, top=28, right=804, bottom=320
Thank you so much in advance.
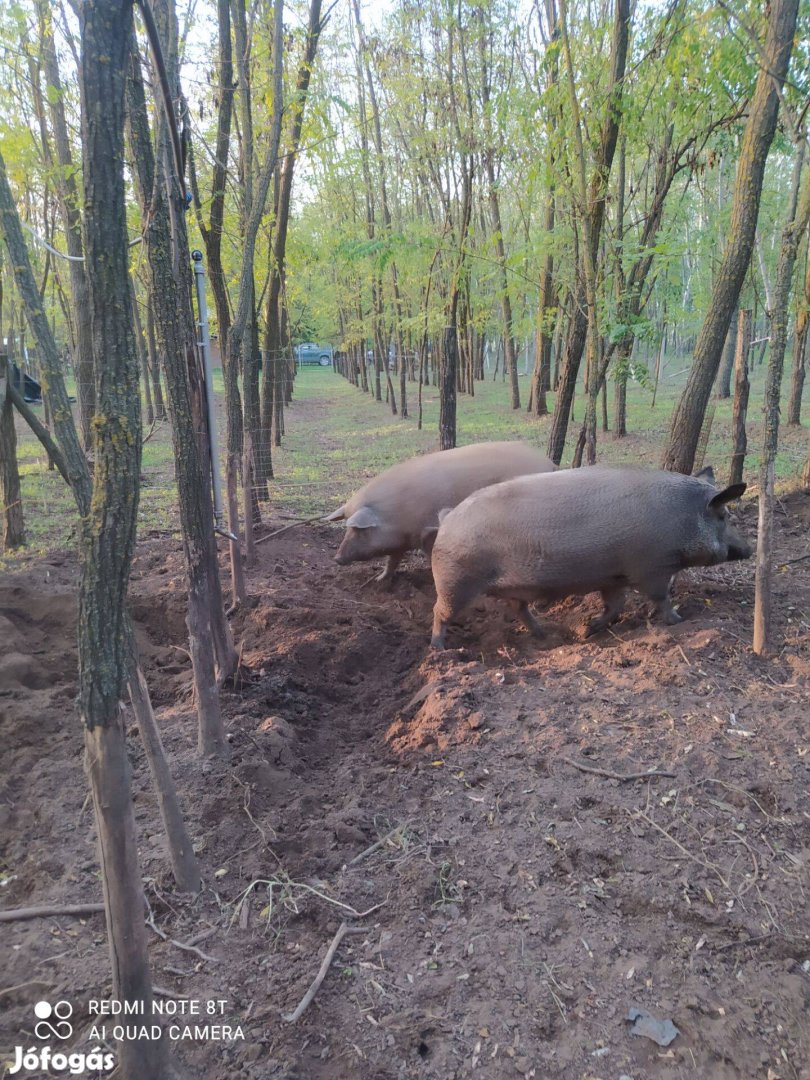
left=295, top=342, right=333, bottom=366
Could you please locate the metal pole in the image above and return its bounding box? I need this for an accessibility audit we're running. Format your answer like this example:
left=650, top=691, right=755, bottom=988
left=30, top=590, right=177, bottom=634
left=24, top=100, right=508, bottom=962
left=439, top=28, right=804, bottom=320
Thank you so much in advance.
left=191, top=249, right=231, bottom=537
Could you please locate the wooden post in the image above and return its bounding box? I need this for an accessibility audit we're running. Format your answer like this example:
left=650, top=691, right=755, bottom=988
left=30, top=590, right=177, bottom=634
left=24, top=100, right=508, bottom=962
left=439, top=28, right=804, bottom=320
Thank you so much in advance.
left=728, top=309, right=752, bottom=486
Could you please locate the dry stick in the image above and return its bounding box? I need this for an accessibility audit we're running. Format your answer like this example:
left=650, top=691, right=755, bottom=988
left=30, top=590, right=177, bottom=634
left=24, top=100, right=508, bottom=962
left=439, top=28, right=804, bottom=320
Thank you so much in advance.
left=146, top=917, right=220, bottom=963
left=0, top=903, right=104, bottom=923
left=349, top=822, right=411, bottom=866
left=629, top=808, right=731, bottom=890
left=0, top=979, right=52, bottom=997
left=255, top=514, right=329, bottom=545
left=283, top=921, right=365, bottom=1023
left=561, top=757, right=676, bottom=782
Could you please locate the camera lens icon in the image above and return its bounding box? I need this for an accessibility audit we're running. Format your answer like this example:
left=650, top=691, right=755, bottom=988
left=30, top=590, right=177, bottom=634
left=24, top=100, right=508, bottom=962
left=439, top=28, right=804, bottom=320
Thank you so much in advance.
left=34, top=1000, right=73, bottom=1040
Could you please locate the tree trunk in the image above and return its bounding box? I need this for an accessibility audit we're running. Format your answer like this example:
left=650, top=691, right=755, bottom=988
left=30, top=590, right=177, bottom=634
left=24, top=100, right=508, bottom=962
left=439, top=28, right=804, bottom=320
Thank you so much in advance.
left=145, top=304, right=166, bottom=420
left=661, top=0, right=799, bottom=473
left=753, top=151, right=810, bottom=655
left=38, top=0, right=96, bottom=451
left=1, top=357, right=25, bottom=550
left=728, top=310, right=751, bottom=487
left=547, top=0, right=630, bottom=465
left=78, top=3, right=167, bottom=1074
left=786, top=223, right=810, bottom=425
left=715, top=308, right=738, bottom=399
left=440, top=324, right=458, bottom=450
left=187, top=0, right=244, bottom=605
left=126, top=10, right=236, bottom=754
left=132, top=291, right=154, bottom=426
left=0, top=153, right=91, bottom=510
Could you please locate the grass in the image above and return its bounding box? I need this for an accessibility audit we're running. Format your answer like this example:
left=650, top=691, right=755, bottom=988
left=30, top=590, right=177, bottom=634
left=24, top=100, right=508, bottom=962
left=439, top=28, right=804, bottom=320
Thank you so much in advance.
left=3, top=353, right=809, bottom=564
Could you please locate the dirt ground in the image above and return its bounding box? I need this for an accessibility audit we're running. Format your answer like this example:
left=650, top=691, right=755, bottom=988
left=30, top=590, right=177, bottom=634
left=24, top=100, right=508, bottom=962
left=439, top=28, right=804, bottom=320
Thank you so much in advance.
left=1, top=487, right=809, bottom=1080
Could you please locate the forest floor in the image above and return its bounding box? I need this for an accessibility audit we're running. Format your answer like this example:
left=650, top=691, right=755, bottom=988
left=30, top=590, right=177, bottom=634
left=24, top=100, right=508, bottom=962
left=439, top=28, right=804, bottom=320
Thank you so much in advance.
left=1, top=371, right=810, bottom=1080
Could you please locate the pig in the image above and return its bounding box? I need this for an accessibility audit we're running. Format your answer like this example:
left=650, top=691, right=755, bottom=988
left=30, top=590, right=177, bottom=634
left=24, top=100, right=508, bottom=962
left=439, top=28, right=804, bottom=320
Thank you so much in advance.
left=326, top=441, right=556, bottom=584
left=429, top=465, right=750, bottom=648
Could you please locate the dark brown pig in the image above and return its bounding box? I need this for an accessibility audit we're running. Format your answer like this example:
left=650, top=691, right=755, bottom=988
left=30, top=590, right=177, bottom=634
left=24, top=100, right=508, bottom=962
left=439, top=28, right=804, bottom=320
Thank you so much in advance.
left=429, top=466, right=750, bottom=648
left=327, top=441, right=555, bottom=584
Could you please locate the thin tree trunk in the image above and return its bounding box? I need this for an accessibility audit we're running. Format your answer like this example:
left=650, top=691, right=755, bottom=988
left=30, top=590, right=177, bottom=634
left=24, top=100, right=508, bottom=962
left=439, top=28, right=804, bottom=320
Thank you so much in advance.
left=37, top=0, right=96, bottom=450
left=126, top=10, right=236, bottom=753
left=547, top=0, right=629, bottom=465
left=145, top=304, right=166, bottom=420
left=132, top=291, right=154, bottom=425
left=1, top=357, right=25, bottom=550
left=786, top=224, right=810, bottom=425
left=728, top=309, right=752, bottom=487
left=753, top=151, right=810, bottom=654
left=715, top=308, right=738, bottom=399
left=78, top=3, right=167, bottom=1073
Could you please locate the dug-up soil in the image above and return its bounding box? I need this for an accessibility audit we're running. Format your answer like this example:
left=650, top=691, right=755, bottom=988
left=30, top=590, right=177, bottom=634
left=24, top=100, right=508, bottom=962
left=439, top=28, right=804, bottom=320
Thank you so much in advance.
left=1, top=494, right=809, bottom=1080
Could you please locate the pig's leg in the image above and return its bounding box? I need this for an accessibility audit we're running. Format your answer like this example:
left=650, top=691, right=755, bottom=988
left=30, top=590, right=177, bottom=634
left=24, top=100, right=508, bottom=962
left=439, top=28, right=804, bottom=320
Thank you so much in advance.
left=375, top=551, right=404, bottom=586
left=645, top=576, right=682, bottom=625
left=511, top=600, right=544, bottom=638
left=585, top=586, right=626, bottom=636
left=431, top=604, right=449, bottom=649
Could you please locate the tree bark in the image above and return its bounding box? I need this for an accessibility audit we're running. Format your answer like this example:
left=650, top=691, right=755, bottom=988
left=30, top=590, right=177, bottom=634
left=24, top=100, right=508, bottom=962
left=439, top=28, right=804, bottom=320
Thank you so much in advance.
left=753, top=151, right=810, bottom=655
left=715, top=308, right=738, bottom=399
left=77, top=3, right=167, bottom=1074
left=37, top=0, right=96, bottom=451
left=132, top=291, right=154, bottom=426
left=728, top=309, right=751, bottom=487
left=145, top=303, right=166, bottom=420
left=661, top=0, right=800, bottom=473
left=786, top=223, right=810, bottom=425
left=127, top=10, right=236, bottom=754
left=0, top=357, right=25, bottom=550
left=187, top=0, right=245, bottom=604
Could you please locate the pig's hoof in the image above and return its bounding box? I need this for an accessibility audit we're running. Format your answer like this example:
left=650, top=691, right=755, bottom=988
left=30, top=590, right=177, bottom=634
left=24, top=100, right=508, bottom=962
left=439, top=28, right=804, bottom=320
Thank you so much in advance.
left=662, top=608, right=683, bottom=625
left=430, top=635, right=446, bottom=650
left=584, top=619, right=608, bottom=637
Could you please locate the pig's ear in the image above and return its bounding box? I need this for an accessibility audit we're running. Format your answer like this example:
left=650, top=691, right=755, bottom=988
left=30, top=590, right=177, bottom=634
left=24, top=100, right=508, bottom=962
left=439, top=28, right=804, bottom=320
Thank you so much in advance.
left=694, top=465, right=715, bottom=484
left=345, top=506, right=381, bottom=530
left=324, top=505, right=347, bottom=522
left=420, top=526, right=439, bottom=554
left=437, top=506, right=453, bottom=524
left=709, top=483, right=746, bottom=509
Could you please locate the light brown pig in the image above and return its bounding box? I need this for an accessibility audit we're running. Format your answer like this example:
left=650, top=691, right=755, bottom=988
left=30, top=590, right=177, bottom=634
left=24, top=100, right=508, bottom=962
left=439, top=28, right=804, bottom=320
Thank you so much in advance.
left=327, top=441, right=555, bottom=584
left=429, top=466, right=750, bottom=647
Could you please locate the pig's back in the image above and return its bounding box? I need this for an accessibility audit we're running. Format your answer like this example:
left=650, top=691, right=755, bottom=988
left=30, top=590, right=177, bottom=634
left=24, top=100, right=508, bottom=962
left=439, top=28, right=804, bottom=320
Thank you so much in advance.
left=348, top=442, right=554, bottom=539
left=437, top=467, right=705, bottom=587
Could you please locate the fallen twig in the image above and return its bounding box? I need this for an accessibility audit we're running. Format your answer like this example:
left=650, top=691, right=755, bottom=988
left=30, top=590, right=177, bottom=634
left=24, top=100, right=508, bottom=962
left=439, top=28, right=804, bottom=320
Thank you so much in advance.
left=629, top=808, right=730, bottom=890
left=348, top=823, right=411, bottom=867
left=0, top=903, right=104, bottom=923
left=283, top=922, right=364, bottom=1022
left=561, top=757, right=676, bottom=782
left=255, top=514, right=328, bottom=545
left=713, top=933, right=772, bottom=952
left=153, top=985, right=190, bottom=999
left=0, top=979, right=52, bottom=997
left=146, top=916, right=219, bottom=962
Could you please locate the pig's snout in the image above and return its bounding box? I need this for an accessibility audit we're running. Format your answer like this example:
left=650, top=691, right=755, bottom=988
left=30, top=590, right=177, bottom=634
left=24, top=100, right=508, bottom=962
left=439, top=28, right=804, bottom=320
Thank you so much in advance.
left=334, top=540, right=351, bottom=565
left=727, top=535, right=751, bottom=561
